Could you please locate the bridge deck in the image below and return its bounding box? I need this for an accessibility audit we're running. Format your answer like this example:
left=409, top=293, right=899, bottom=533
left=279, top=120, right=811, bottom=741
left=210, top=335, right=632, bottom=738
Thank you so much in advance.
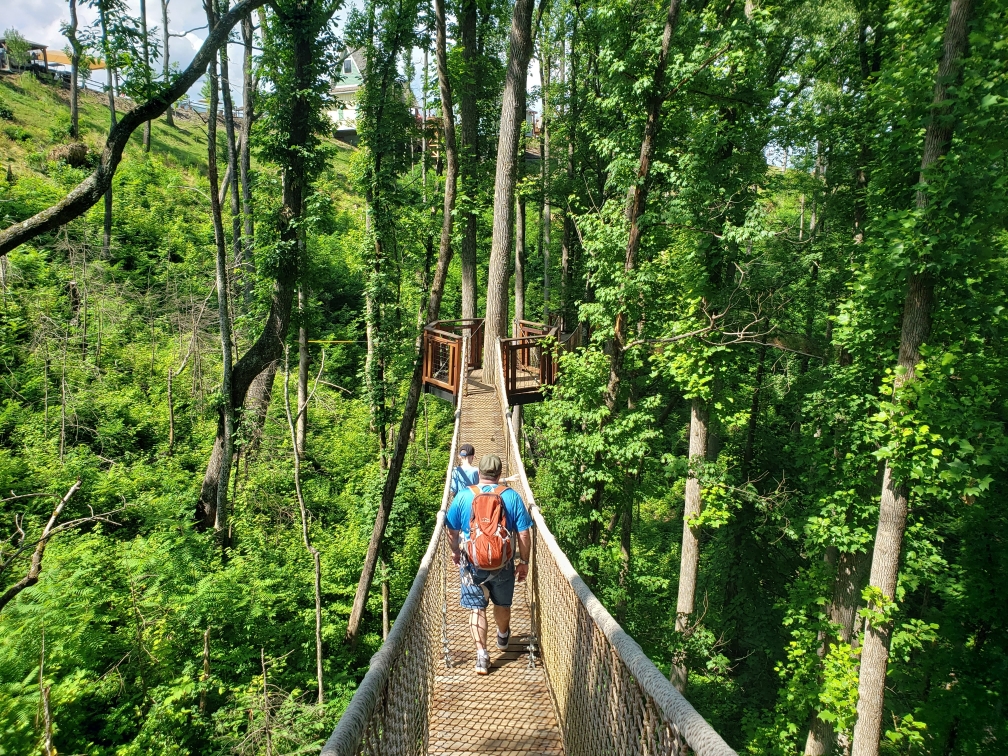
left=428, top=370, right=565, bottom=756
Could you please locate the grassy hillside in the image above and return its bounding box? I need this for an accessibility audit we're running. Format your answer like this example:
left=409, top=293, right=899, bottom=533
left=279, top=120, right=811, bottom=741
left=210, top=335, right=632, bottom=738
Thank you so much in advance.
left=0, top=72, right=210, bottom=175
left=0, top=69, right=449, bottom=755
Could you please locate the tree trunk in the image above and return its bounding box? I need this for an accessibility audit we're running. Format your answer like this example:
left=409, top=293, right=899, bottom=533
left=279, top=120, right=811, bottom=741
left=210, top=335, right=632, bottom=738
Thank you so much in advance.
left=602, top=0, right=682, bottom=413
left=140, top=0, right=152, bottom=151
left=364, top=239, right=387, bottom=469
left=161, top=0, right=174, bottom=127
left=459, top=0, right=478, bottom=321
left=560, top=10, right=578, bottom=332
left=283, top=355, right=324, bottom=704
left=540, top=44, right=551, bottom=322
left=297, top=285, right=309, bottom=458
left=671, top=397, right=708, bottom=693
left=99, top=4, right=116, bottom=258
left=851, top=0, right=974, bottom=751
left=240, top=13, right=255, bottom=300
left=482, top=0, right=537, bottom=379
left=68, top=0, right=81, bottom=139
left=221, top=41, right=243, bottom=294
left=515, top=194, right=526, bottom=330
left=806, top=548, right=871, bottom=755
left=205, top=0, right=235, bottom=545
left=344, top=0, right=460, bottom=644
left=195, top=0, right=303, bottom=529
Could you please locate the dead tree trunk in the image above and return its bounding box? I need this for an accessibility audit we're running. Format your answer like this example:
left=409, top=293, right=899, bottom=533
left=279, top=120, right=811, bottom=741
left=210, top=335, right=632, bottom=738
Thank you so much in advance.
left=220, top=41, right=243, bottom=290
left=482, top=0, right=537, bottom=379
left=297, top=284, right=309, bottom=457
left=671, top=398, right=708, bottom=692
left=0, top=480, right=82, bottom=613
left=240, top=14, right=256, bottom=299
left=344, top=0, right=460, bottom=643
left=850, top=0, right=974, bottom=752
left=161, top=0, right=174, bottom=126
left=283, top=350, right=324, bottom=704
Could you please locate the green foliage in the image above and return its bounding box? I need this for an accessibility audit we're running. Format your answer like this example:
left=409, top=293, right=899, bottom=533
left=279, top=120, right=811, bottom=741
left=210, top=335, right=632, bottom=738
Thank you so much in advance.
left=2, top=29, right=31, bottom=67
left=0, top=60, right=452, bottom=754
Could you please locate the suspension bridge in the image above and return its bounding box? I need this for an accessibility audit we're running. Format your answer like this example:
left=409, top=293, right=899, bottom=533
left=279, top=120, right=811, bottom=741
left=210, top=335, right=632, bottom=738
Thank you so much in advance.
left=321, top=320, right=737, bottom=756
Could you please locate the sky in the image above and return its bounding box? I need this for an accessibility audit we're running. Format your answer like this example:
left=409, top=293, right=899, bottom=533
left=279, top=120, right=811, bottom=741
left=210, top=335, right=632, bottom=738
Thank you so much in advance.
left=4, top=0, right=541, bottom=111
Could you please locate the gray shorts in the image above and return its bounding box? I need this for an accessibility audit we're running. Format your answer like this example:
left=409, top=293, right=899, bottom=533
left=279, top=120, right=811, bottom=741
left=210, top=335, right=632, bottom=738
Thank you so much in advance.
left=459, top=561, right=515, bottom=609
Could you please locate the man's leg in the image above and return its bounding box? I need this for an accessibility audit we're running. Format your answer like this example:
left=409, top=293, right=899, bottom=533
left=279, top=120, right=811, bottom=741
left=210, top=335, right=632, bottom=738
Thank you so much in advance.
left=493, top=605, right=511, bottom=636
left=469, top=607, right=488, bottom=651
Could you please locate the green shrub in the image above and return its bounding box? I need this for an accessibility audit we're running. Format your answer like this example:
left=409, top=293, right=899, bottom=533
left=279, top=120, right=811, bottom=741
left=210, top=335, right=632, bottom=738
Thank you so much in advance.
left=0, top=99, right=13, bottom=120
left=3, top=125, right=30, bottom=141
left=47, top=115, right=72, bottom=141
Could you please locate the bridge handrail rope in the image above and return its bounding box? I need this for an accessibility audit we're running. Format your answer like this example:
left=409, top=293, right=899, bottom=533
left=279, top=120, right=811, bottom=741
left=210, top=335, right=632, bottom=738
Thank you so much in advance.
left=493, top=340, right=736, bottom=756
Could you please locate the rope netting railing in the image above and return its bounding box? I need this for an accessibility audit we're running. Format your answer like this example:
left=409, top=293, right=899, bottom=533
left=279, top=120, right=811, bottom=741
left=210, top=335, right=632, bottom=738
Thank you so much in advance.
left=322, top=333, right=736, bottom=756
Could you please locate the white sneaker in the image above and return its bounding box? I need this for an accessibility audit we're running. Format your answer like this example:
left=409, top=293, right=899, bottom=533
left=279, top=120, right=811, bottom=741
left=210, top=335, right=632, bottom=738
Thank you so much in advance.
left=474, top=649, right=490, bottom=675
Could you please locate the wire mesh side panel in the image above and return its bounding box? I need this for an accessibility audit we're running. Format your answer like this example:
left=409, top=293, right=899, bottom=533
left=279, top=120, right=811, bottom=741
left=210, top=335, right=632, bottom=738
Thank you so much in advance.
left=532, top=535, right=690, bottom=756
left=344, top=543, right=445, bottom=756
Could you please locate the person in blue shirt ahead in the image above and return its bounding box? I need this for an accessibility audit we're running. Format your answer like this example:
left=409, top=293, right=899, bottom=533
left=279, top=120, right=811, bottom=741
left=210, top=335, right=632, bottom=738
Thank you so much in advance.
left=446, top=453, right=533, bottom=676
left=449, top=443, right=480, bottom=495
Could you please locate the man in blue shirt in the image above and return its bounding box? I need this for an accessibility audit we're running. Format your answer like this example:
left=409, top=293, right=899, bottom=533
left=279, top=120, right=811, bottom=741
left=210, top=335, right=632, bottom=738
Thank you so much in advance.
left=449, top=443, right=480, bottom=495
left=446, top=453, right=533, bottom=675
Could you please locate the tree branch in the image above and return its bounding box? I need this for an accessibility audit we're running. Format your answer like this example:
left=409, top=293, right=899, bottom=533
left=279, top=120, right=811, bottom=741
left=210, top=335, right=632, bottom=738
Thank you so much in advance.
left=0, top=0, right=269, bottom=257
left=0, top=480, right=82, bottom=612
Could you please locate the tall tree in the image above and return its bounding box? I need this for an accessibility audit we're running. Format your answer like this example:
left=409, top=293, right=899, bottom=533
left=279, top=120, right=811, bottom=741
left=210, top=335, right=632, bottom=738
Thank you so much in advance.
left=458, top=0, right=479, bottom=320
left=139, top=0, right=153, bottom=151
left=344, top=0, right=449, bottom=643
left=203, top=0, right=235, bottom=542
left=64, top=0, right=84, bottom=139
left=239, top=12, right=256, bottom=295
left=850, top=0, right=976, bottom=751
left=481, top=0, right=537, bottom=379
left=197, top=0, right=341, bottom=527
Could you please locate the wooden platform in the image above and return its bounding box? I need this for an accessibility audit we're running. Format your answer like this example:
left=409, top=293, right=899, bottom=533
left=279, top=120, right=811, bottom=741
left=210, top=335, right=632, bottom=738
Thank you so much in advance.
left=428, top=370, right=565, bottom=756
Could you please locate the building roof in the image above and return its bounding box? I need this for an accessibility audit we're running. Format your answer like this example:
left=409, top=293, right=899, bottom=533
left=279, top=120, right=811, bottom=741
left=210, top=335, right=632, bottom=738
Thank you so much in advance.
left=0, top=38, right=48, bottom=50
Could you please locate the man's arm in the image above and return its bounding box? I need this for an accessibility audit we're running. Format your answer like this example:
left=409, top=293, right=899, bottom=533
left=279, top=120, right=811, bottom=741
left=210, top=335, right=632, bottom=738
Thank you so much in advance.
left=448, top=527, right=462, bottom=565
left=515, top=528, right=532, bottom=582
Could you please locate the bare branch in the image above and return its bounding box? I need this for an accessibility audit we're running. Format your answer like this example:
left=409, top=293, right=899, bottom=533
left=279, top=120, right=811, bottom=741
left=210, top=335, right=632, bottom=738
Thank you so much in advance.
left=0, top=480, right=82, bottom=612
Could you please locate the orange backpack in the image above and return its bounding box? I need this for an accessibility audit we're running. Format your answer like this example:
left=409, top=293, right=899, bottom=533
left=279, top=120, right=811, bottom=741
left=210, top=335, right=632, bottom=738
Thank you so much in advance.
left=465, top=485, right=514, bottom=571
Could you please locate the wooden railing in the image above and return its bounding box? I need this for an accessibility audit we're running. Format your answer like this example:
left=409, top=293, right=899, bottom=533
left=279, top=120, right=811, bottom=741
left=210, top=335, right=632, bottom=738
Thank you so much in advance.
left=422, top=318, right=484, bottom=401
left=501, top=323, right=560, bottom=406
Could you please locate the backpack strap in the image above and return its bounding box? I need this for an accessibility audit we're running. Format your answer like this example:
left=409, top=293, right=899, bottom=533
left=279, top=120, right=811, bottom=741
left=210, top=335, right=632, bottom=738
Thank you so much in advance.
left=468, top=485, right=481, bottom=496
left=492, top=485, right=508, bottom=495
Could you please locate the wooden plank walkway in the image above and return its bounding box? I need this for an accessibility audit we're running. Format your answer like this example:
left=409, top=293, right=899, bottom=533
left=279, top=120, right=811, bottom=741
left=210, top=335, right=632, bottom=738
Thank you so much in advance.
left=428, top=370, right=565, bottom=756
